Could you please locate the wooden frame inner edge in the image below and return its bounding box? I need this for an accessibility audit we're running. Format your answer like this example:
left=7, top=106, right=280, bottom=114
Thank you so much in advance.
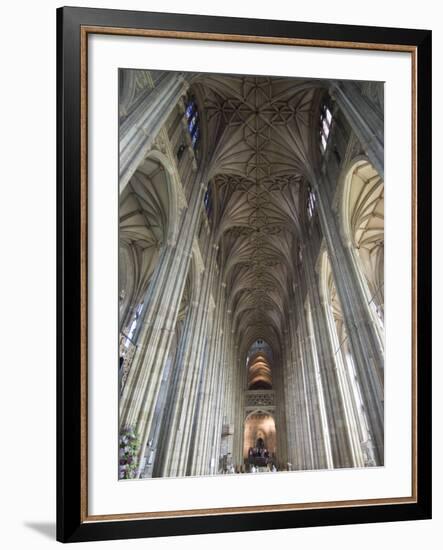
left=79, top=25, right=418, bottom=523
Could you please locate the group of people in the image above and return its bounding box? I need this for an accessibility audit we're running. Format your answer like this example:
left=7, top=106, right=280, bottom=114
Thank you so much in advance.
left=248, top=438, right=273, bottom=465
left=248, top=446, right=271, bottom=460
left=249, top=463, right=277, bottom=473
left=220, top=439, right=278, bottom=474
left=223, top=463, right=278, bottom=474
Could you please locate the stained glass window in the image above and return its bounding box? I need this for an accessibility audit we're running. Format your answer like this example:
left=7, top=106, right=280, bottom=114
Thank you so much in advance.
left=188, top=112, right=198, bottom=134
left=204, top=182, right=212, bottom=218
left=307, top=185, right=316, bottom=219
left=185, top=98, right=201, bottom=149
left=185, top=101, right=196, bottom=120
left=320, top=104, right=333, bottom=152
left=192, top=127, right=200, bottom=148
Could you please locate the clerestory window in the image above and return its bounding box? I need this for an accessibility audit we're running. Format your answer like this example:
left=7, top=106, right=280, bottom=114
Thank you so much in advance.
left=204, top=182, right=212, bottom=218
left=320, top=103, right=333, bottom=152
left=307, top=185, right=317, bottom=219
left=185, top=98, right=201, bottom=149
left=124, top=302, right=144, bottom=348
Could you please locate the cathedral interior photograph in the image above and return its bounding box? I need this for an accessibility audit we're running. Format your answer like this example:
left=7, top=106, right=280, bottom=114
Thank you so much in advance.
left=118, top=69, right=385, bottom=480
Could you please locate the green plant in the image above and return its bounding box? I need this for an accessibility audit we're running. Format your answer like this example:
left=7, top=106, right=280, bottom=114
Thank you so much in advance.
left=119, top=426, right=140, bottom=479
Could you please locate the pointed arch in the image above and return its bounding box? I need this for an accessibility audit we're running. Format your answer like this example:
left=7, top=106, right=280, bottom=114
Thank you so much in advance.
left=319, top=250, right=375, bottom=467
left=340, top=157, right=385, bottom=329
left=243, top=411, right=277, bottom=462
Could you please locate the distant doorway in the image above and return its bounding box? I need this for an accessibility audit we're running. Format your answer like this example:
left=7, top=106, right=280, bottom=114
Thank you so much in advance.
left=243, top=412, right=276, bottom=467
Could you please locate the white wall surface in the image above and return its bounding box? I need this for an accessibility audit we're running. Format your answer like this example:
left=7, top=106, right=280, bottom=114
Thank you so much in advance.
left=0, top=1, right=439, bottom=548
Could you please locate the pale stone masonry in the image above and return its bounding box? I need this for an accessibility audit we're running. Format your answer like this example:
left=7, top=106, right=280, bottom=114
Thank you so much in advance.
left=118, top=70, right=385, bottom=478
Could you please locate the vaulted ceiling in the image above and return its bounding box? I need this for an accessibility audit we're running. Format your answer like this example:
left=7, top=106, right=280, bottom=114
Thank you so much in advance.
left=193, top=75, right=324, bottom=356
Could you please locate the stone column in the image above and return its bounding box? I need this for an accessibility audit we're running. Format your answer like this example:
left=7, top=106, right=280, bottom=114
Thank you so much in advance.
left=185, top=337, right=210, bottom=474
left=209, top=335, right=228, bottom=476
left=286, top=319, right=301, bottom=469
left=330, top=81, right=384, bottom=179
left=203, top=306, right=228, bottom=473
left=119, top=176, right=206, bottom=475
left=273, top=356, right=288, bottom=469
left=302, top=242, right=355, bottom=469
left=285, top=306, right=315, bottom=470
left=191, top=281, right=227, bottom=475
left=120, top=72, right=189, bottom=190
left=208, top=311, right=233, bottom=471
left=297, top=338, right=318, bottom=469
left=210, top=352, right=228, bottom=472
left=281, top=333, right=298, bottom=468
left=311, top=174, right=384, bottom=465
left=319, top=290, right=366, bottom=468
left=217, top=343, right=234, bottom=470
left=293, top=279, right=329, bottom=470
left=232, top=351, right=246, bottom=469
left=157, top=241, right=218, bottom=477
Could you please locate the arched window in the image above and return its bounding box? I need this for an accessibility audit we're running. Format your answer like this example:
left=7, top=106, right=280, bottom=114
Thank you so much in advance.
left=125, top=302, right=144, bottom=347
left=184, top=97, right=201, bottom=149
left=307, top=184, right=316, bottom=219
left=119, top=300, right=144, bottom=392
left=203, top=182, right=212, bottom=218
left=320, top=103, right=333, bottom=152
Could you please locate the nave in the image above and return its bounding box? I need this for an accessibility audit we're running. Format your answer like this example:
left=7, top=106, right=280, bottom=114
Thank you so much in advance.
left=118, top=71, right=384, bottom=479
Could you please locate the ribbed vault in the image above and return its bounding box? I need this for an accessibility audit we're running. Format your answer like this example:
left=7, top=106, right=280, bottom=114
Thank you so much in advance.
left=118, top=68, right=386, bottom=477
left=345, top=160, right=384, bottom=309
left=193, top=75, right=322, bottom=351
left=119, top=157, right=170, bottom=309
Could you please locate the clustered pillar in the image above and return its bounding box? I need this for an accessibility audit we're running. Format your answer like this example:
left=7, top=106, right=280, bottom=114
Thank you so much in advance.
left=309, top=172, right=384, bottom=466
left=118, top=71, right=385, bottom=478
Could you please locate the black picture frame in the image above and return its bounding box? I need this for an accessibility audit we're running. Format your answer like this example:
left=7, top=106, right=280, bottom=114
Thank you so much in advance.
left=57, top=6, right=432, bottom=543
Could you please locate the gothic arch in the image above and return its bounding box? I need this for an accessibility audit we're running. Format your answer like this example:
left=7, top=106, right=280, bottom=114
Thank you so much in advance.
left=319, top=249, right=346, bottom=348
left=146, top=148, right=181, bottom=247
left=119, top=151, right=181, bottom=346
left=319, top=250, right=370, bottom=467
left=119, top=163, right=164, bottom=278
left=184, top=83, right=210, bottom=169
left=118, top=69, right=387, bottom=478
left=118, top=241, right=137, bottom=328
left=243, top=410, right=277, bottom=460
left=339, top=157, right=385, bottom=326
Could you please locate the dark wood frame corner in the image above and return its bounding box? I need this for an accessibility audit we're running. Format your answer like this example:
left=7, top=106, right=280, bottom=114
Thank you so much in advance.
left=57, top=6, right=432, bottom=543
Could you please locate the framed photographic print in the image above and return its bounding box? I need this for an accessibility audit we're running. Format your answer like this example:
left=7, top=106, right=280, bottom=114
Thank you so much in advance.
left=56, top=6, right=432, bottom=543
